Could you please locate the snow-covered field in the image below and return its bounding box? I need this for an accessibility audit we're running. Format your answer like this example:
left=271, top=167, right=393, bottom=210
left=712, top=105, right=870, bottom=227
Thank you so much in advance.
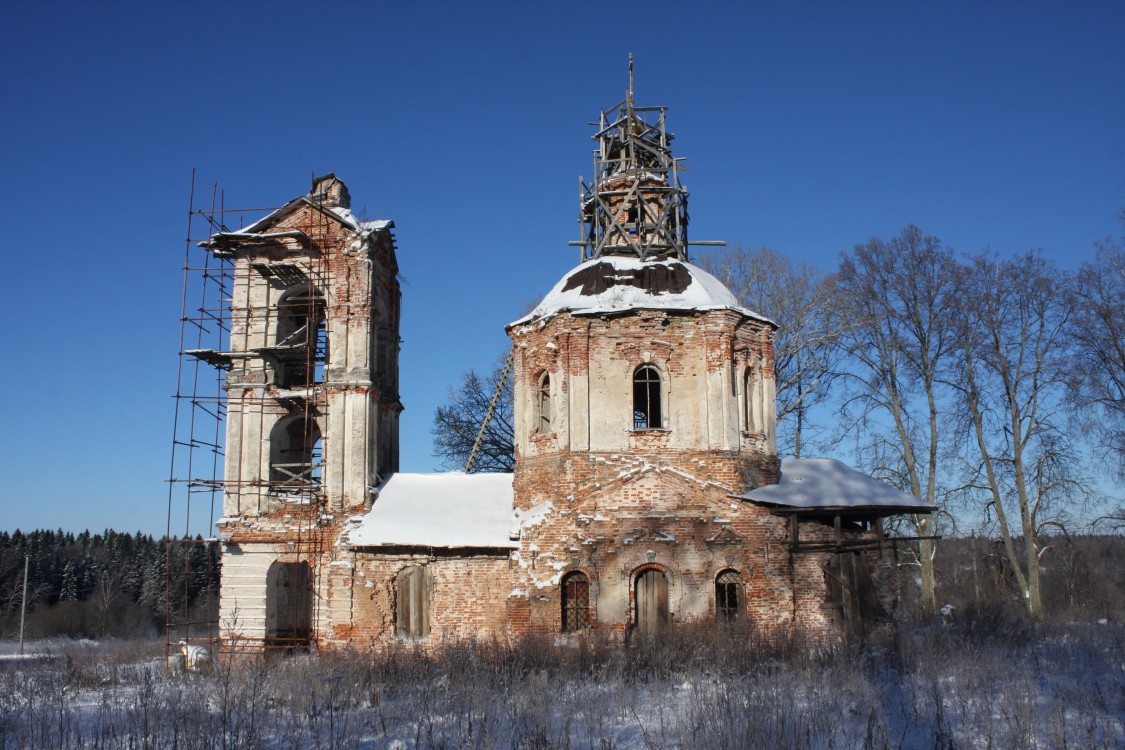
left=1, top=623, right=1122, bottom=749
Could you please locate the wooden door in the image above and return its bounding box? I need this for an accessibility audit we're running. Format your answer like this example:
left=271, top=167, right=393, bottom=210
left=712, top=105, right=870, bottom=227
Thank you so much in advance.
left=635, top=569, right=669, bottom=636
left=395, top=565, right=430, bottom=639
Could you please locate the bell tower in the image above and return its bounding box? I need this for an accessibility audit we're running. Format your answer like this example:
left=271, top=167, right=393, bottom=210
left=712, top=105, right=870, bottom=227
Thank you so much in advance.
left=197, top=174, right=401, bottom=650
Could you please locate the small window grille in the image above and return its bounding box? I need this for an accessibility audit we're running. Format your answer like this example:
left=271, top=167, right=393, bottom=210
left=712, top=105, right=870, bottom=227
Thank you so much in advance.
left=716, top=569, right=741, bottom=624
left=633, top=365, right=663, bottom=429
left=561, top=572, right=590, bottom=633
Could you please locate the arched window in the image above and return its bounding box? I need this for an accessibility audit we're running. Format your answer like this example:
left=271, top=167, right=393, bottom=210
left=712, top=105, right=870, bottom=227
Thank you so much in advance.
left=270, top=417, right=322, bottom=487
left=275, top=286, right=327, bottom=387
left=633, top=365, right=663, bottom=429
left=537, top=372, right=552, bottom=434
left=395, top=565, right=430, bottom=639
left=716, top=569, right=741, bottom=624
left=561, top=571, right=590, bottom=633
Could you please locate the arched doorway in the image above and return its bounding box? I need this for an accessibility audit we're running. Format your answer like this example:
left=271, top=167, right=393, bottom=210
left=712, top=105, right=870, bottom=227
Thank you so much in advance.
left=635, top=569, right=669, bottom=636
left=265, top=561, right=311, bottom=652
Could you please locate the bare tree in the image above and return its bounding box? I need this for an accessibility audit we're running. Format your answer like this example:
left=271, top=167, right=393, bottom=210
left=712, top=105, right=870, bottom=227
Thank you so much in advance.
left=91, top=565, right=124, bottom=637
left=950, top=252, right=1077, bottom=620
left=1070, top=234, right=1125, bottom=479
left=835, top=226, right=957, bottom=621
left=431, top=355, right=515, bottom=473
left=702, top=246, right=843, bottom=456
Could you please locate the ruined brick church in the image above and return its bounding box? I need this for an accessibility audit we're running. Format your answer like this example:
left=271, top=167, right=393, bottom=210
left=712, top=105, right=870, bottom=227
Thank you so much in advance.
left=202, top=81, right=929, bottom=651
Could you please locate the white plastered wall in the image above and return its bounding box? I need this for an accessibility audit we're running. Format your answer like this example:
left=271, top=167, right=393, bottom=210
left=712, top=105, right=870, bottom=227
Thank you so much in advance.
left=218, top=544, right=276, bottom=642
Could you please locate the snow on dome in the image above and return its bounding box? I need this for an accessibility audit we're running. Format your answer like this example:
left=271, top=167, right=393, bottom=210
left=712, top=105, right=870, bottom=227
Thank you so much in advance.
left=509, top=256, right=772, bottom=327
left=345, top=472, right=515, bottom=549
left=741, top=458, right=933, bottom=513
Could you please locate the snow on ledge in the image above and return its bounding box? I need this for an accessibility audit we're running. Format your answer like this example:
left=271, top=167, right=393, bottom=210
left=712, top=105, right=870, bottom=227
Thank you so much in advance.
left=345, top=472, right=515, bottom=549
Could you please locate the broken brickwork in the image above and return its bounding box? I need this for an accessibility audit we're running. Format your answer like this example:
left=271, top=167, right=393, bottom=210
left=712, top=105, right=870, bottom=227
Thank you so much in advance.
left=503, top=293, right=884, bottom=638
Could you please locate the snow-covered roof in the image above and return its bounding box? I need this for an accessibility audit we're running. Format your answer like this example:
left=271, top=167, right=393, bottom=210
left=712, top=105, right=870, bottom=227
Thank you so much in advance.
left=235, top=199, right=392, bottom=236
left=741, top=458, right=933, bottom=514
left=508, top=256, right=773, bottom=328
left=325, top=206, right=393, bottom=233
left=344, top=472, right=516, bottom=549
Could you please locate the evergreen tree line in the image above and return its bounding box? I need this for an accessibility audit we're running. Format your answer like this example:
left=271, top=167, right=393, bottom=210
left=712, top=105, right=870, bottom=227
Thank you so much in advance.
left=0, top=529, right=218, bottom=640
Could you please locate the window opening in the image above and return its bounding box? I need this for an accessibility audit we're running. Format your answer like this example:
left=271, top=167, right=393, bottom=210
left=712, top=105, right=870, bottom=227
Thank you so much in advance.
left=633, top=365, right=663, bottom=429
left=625, top=202, right=640, bottom=234
left=716, top=569, right=741, bottom=624
left=270, top=418, right=322, bottom=487
left=537, top=373, right=552, bottom=434
left=395, top=565, right=430, bottom=639
left=275, top=287, right=327, bottom=387
left=561, top=572, right=590, bottom=632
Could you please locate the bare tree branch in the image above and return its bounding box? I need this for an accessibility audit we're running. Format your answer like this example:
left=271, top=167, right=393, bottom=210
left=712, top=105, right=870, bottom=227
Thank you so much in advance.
left=431, top=356, right=515, bottom=473
left=1069, top=231, right=1125, bottom=480
left=700, top=245, right=843, bottom=457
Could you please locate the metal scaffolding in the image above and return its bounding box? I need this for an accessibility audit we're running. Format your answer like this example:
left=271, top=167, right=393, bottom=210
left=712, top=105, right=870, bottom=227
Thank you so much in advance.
left=166, top=170, right=339, bottom=658
left=574, top=56, right=724, bottom=262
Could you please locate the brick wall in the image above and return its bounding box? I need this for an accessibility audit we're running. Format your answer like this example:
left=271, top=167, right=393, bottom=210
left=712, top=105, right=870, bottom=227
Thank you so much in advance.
left=500, top=299, right=878, bottom=641
left=321, top=552, right=513, bottom=648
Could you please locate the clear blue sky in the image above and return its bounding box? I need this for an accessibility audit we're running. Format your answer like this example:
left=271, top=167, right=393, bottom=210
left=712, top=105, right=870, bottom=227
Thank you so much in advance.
left=2, top=1, right=1122, bottom=536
